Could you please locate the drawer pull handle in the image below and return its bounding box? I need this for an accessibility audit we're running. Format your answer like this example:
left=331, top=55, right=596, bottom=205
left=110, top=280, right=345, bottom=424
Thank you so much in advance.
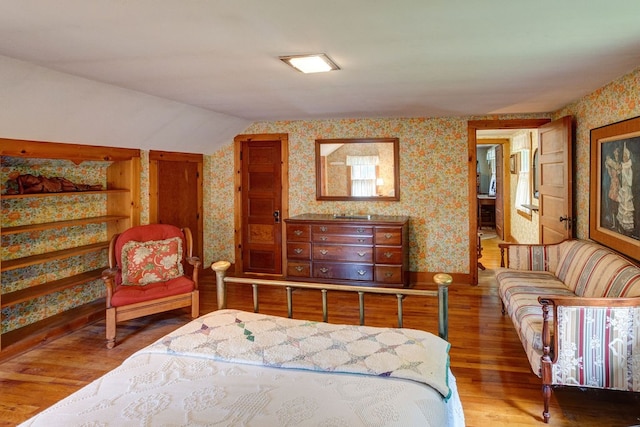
left=320, top=226, right=327, bottom=232
left=320, top=267, right=329, bottom=273
left=294, top=248, right=303, bottom=254
left=357, top=270, right=367, bottom=276
left=320, top=249, right=329, bottom=255
left=357, top=238, right=366, bottom=242
left=295, top=266, right=304, bottom=272
left=384, top=233, right=393, bottom=239
left=320, top=236, right=328, bottom=241
left=357, top=251, right=366, bottom=257
left=294, top=230, right=303, bottom=236
left=357, top=228, right=365, bottom=233
left=384, top=252, right=393, bottom=258
left=385, top=272, right=394, bottom=278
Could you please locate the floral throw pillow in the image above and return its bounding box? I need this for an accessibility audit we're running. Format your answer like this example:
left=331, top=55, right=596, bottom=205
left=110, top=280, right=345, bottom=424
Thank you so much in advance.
left=121, top=237, right=184, bottom=286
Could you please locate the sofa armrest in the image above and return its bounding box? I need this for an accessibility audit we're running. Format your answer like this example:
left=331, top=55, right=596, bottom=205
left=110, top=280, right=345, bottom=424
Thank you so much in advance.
left=538, top=295, right=640, bottom=392
left=499, top=241, right=571, bottom=271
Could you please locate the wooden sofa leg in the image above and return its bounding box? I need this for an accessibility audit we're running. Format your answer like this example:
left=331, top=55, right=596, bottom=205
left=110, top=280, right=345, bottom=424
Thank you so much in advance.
left=106, top=307, right=116, bottom=349
left=542, top=384, right=551, bottom=423
left=501, top=301, right=506, bottom=315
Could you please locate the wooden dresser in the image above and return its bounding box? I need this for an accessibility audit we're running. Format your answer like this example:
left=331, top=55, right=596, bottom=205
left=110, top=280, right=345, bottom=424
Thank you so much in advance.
left=284, top=214, right=409, bottom=287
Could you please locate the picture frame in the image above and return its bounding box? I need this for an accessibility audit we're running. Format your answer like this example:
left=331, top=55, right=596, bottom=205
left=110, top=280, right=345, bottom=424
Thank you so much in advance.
left=509, top=153, right=519, bottom=174
left=589, top=116, right=640, bottom=261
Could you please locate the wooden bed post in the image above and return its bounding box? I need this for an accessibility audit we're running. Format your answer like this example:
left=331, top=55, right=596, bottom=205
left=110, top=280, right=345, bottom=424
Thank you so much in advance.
left=211, top=261, right=231, bottom=310
left=434, top=273, right=452, bottom=341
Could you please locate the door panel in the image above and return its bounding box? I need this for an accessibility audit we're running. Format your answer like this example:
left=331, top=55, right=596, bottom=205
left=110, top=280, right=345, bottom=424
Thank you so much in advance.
left=538, top=116, right=573, bottom=244
left=241, top=139, right=283, bottom=274
left=149, top=151, right=203, bottom=259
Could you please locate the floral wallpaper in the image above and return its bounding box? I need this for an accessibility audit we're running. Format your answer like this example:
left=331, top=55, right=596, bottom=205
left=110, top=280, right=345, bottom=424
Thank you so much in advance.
left=554, top=67, right=640, bottom=240
left=1, top=158, right=109, bottom=333
left=204, top=66, right=640, bottom=275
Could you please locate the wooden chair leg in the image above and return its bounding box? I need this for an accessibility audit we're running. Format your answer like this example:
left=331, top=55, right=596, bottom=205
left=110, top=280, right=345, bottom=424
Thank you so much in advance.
left=106, top=307, right=116, bottom=349
left=191, top=291, right=199, bottom=318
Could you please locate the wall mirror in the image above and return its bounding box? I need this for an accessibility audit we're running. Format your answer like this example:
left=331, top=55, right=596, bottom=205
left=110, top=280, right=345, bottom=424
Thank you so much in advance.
left=316, top=137, right=400, bottom=201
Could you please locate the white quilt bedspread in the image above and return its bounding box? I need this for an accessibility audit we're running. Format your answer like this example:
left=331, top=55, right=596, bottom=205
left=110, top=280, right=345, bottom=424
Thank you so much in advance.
left=20, top=310, right=465, bottom=426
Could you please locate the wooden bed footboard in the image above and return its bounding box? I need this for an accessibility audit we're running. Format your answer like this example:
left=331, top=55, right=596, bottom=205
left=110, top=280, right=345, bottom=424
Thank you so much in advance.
left=211, top=261, right=452, bottom=340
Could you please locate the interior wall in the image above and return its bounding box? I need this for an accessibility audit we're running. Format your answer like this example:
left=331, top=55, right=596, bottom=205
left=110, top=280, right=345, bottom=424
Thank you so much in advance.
left=554, top=66, right=640, bottom=240
left=205, top=67, right=640, bottom=271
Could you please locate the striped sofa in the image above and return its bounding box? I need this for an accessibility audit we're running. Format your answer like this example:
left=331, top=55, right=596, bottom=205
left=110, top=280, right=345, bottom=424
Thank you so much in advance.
left=496, top=239, right=640, bottom=423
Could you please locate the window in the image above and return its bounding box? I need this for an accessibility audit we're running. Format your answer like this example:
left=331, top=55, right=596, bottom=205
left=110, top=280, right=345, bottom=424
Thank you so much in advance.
left=346, top=155, right=379, bottom=196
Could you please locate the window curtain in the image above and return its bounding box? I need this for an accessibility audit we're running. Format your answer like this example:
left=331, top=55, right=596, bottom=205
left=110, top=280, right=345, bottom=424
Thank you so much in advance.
left=346, top=155, right=379, bottom=196
left=486, top=148, right=496, bottom=196
left=515, top=148, right=531, bottom=213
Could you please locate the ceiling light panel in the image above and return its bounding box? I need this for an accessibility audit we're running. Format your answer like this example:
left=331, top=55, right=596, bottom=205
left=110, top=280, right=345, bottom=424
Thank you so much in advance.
left=279, top=54, right=340, bottom=73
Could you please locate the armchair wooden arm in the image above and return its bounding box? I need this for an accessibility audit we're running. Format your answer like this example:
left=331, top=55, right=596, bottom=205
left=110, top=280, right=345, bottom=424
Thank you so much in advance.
left=102, top=268, right=118, bottom=309
left=185, top=256, right=201, bottom=289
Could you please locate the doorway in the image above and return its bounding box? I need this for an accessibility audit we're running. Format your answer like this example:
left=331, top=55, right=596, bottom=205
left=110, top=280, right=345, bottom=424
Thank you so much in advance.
left=149, top=150, right=203, bottom=259
left=234, top=133, right=289, bottom=276
left=468, top=119, right=551, bottom=284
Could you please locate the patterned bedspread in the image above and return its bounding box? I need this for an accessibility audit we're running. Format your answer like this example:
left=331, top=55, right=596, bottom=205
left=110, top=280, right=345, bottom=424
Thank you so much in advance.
left=143, top=309, right=452, bottom=399
left=20, top=310, right=463, bottom=426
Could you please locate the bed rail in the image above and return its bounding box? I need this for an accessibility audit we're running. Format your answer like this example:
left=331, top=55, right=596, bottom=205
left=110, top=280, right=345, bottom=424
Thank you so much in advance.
left=211, top=261, right=452, bottom=340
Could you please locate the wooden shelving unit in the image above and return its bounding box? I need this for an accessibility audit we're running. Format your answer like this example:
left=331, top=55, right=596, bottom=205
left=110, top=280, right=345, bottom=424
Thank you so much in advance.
left=0, top=138, right=140, bottom=357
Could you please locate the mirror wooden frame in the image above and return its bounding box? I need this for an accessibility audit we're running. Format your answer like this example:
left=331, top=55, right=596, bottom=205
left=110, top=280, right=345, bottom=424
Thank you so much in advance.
left=316, top=137, right=400, bottom=201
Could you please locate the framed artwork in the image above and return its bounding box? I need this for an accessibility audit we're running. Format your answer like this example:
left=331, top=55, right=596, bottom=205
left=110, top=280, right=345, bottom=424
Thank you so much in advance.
left=509, top=153, right=519, bottom=174
left=589, top=116, right=640, bottom=261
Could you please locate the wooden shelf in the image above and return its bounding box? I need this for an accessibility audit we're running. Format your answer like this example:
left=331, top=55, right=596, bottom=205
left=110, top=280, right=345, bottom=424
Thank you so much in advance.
left=1, top=268, right=105, bottom=308
left=1, top=215, right=128, bottom=236
left=1, top=242, right=109, bottom=272
left=1, top=188, right=129, bottom=200
left=0, top=299, right=105, bottom=358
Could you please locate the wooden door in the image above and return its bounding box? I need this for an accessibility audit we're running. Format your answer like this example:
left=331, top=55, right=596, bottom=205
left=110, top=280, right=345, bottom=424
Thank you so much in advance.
left=149, top=151, right=203, bottom=259
left=538, top=116, right=573, bottom=244
left=235, top=135, right=288, bottom=275
left=495, top=144, right=505, bottom=239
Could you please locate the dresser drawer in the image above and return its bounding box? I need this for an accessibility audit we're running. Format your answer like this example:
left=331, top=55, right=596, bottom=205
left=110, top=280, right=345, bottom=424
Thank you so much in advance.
left=375, top=265, right=404, bottom=284
left=312, top=225, right=373, bottom=236
left=287, top=224, right=311, bottom=241
left=313, top=262, right=374, bottom=281
left=375, top=247, right=404, bottom=264
left=313, top=234, right=373, bottom=244
left=287, top=242, right=311, bottom=259
left=375, top=227, right=403, bottom=245
left=313, top=245, right=373, bottom=263
left=287, top=261, right=311, bottom=277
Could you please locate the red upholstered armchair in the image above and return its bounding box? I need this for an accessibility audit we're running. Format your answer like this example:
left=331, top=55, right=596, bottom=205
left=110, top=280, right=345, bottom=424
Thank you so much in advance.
left=102, top=224, right=200, bottom=348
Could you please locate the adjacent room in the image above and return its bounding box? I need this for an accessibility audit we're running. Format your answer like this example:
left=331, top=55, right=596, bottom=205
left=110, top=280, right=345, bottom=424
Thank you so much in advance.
left=1, top=1, right=640, bottom=426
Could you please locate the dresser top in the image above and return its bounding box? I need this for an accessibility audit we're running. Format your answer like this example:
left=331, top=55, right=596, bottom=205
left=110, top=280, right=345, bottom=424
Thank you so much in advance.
left=286, top=213, right=409, bottom=224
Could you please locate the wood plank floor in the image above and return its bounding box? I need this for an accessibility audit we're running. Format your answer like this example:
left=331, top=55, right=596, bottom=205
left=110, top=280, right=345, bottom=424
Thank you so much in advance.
left=1, top=234, right=639, bottom=426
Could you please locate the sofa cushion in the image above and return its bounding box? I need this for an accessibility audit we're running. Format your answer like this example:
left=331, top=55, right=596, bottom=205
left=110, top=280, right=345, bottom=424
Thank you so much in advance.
left=505, top=242, right=567, bottom=274
left=497, top=269, right=576, bottom=354
left=555, top=240, right=640, bottom=297
left=110, top=276, right=195, bottom=307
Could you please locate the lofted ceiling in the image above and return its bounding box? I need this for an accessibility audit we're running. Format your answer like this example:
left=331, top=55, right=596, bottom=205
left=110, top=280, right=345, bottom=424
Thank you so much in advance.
left=1, top=1, right=639, bottom=126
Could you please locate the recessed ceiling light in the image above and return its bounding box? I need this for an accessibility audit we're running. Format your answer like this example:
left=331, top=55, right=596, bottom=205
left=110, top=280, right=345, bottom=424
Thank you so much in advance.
left=279, top=54, right=340, bottom=73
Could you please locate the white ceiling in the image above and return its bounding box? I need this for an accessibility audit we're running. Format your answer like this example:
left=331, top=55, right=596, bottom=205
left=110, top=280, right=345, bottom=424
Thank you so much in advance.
left=1, top=1, right=640, bottom=123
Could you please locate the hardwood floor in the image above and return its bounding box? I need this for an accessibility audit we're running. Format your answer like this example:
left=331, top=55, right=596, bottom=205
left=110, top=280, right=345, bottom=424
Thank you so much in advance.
left=1, top=235, right=639, bottom=426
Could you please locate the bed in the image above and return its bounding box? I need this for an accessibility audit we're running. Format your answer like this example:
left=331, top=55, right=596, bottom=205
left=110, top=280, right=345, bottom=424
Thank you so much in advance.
left=20, top=264, right=464, bottom=426
left=20, top=308, right=464, bottom=426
